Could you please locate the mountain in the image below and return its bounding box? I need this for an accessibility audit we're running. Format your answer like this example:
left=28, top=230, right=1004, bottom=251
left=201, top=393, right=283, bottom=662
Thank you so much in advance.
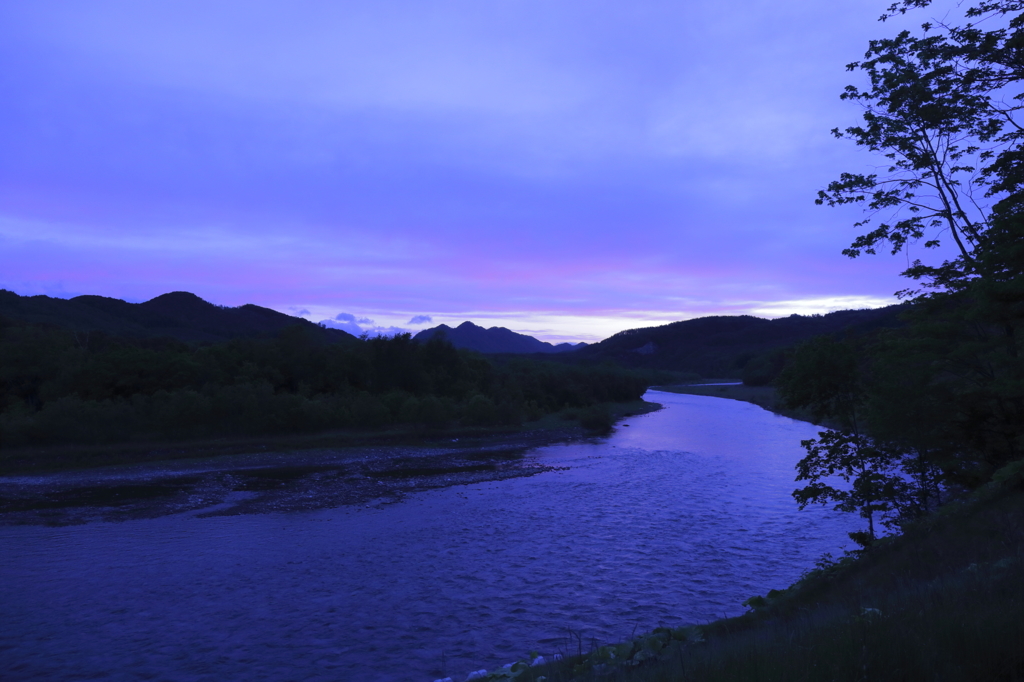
left=569, top=306, right=907, bottom=377
left=0, top=290, right=356, bottom=344
left=413, top=321, right=587, bottom=354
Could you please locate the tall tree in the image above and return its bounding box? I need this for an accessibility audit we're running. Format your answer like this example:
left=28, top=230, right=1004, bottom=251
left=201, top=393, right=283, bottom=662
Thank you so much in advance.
left=777, top=337, right=924, bottom=544
left=795, top=1, right=1024, bottom=536
left=818, top=0, right=1023, bottom=286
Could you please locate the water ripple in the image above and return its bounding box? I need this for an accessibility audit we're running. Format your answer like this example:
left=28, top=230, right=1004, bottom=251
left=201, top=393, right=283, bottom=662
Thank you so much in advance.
left=0, top=391, right=854, bottom=682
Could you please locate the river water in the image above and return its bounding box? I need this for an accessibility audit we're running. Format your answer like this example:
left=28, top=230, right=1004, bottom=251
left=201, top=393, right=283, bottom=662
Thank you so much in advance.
left=0, top=390, right=854, bottom=682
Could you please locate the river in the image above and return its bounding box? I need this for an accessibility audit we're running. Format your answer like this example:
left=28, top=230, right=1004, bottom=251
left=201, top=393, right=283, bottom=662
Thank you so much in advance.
left=0, top=390, right=855, bottom=682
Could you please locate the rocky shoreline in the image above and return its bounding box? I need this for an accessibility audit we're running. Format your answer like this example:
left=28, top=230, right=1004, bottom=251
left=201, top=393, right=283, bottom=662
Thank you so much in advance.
left=0, top=399, right=663, bottom=526
left=0, top=427, right=604, bottom=526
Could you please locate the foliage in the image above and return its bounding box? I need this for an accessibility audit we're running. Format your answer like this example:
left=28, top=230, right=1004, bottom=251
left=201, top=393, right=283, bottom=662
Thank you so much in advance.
left=0, top=321, right=650, bottom=449
left=796, top=171, right=1022, bottom=525
left=776, top=337, right=862, bottom=428
left=793, top=430, right=919, bottom=544
left=819, top=0, right=1023, bottom=276
left=738, top=348, right=785, bottom=386
left=776, top=337, right=935, bottom=543
left=576, top=405, right=614, bottom=433
left=800, top=0, right=1024, bottom=542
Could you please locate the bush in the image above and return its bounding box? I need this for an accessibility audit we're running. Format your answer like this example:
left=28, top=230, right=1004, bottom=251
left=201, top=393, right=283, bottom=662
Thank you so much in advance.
left=578, top=405, right=613, bottom=433
left=463, top=394, right=498, bottom=426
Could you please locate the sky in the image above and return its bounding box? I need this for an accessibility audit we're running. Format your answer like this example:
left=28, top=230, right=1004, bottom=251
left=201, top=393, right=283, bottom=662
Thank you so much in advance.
left=0, top=1, right=957, bottom=342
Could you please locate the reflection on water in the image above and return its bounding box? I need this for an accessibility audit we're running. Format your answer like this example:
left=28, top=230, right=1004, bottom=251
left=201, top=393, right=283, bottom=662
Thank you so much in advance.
left=0, top=391, right=852, bottom=682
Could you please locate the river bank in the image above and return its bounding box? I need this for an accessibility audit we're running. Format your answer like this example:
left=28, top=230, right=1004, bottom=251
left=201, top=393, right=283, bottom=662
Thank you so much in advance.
left=651, top=382, right=824, bottom=425
left=0, top=399, right=660, bottom=525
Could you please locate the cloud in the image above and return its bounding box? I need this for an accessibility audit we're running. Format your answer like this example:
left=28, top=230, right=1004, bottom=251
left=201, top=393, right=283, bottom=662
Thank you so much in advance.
left=319, top=317, right=364, bottom=336
left=368, top=325, right=411, bottom=337
left=319, top=312, right=411, bottom=337
left=746, top=296, right=897, bottom=318
left=319, top=312, right=376, bottom=335
left=408, top=315, right=432, bottom=325
left=334, top=312, right=374, bottom=324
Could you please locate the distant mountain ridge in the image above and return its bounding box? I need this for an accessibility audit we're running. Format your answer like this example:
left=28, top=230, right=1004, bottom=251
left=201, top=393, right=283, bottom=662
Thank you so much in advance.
left=570, top=306, right=906, bottom=377
left=413, top=321, right=586, bottom=354
left=0, top=290, right=355, bottom=344
left=1, top=289, right=903, bottom=374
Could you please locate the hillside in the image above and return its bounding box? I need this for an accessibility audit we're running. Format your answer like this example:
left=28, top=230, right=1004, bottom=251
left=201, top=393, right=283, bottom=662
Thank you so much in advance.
left=571, top=306, right=906, bottom=377
left=413, top=321, right=585, bottom=354
left=0, top=290, right=355, bottom=344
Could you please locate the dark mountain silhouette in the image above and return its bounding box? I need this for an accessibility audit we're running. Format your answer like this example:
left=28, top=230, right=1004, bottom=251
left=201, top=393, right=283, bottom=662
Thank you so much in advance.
left=550, top=341, right=588, bottom=352
left=569, top=306, right=907, bottom=377
left=0, top=290, right=355, bottom=344
left=413, top=321, right=586, bottom=354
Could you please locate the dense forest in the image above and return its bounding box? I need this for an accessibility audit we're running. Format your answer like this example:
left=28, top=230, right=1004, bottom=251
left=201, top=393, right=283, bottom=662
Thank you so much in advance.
left=0, top=319, right=654, bottom=449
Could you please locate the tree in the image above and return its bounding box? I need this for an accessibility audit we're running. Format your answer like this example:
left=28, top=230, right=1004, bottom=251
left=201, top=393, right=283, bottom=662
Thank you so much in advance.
left=792, top=430, right=913, bottom=545
left=777, top=337, right=916, bottom=544
left=776, top=337, right=862, bottom=429
left=818, top=0, right=1023, bottom=287
left=891, top=202, right=1024, bottom=477
left=812, top=0, right=1024, bottom=500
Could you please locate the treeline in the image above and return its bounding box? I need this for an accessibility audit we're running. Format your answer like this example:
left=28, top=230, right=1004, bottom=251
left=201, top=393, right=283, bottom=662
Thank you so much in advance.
left=0, top=320, right=654, bottom=448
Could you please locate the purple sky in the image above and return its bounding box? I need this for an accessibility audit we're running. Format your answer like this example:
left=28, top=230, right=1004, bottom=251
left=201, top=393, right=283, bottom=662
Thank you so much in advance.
left=0, top=1, right=954, bottom=341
